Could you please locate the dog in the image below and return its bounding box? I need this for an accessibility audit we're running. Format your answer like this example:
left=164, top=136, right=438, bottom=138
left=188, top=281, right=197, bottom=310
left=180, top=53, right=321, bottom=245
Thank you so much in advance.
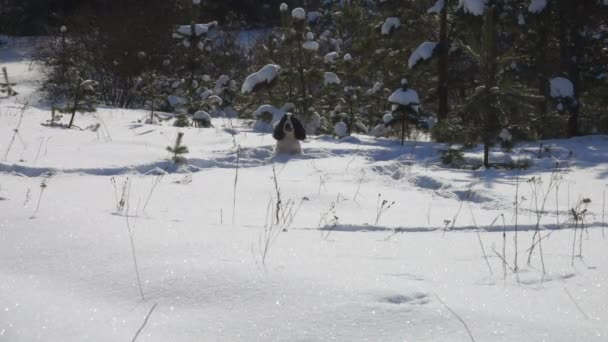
left=273, top=113, right=306, bottom=155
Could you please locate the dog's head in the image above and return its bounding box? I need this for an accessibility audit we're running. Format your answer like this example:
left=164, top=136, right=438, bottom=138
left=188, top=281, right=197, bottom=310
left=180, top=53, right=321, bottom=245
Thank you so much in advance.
left=273, top=113, right=306, bottom=141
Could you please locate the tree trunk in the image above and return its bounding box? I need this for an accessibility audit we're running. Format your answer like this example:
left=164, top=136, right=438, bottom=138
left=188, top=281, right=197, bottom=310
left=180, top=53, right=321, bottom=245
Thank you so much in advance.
left=401, top=115, right=406, bottom=145
left=437, top=1, right=449, bottom=122
left=567, top=0, right=582, bottom=137
left=68, top=85, right=81, bottom=129
left=483, top=139, right=490, bottom=168
left=481, top=3, right=498, bottom=169
left=536, top=12, right=549, bottom=121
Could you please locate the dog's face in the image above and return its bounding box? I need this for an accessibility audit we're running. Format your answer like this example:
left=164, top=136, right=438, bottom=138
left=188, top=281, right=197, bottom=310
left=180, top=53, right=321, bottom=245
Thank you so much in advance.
left=273, top=114, right=306, bottom=141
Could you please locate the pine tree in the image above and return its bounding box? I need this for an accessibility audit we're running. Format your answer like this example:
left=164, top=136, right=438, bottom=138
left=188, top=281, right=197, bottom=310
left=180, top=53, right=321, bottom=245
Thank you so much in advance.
left=60, top=70, right=98, bottom=129
left=388, top=79, right=421, bottom=145
left=166, top=132, right=189, bottom=164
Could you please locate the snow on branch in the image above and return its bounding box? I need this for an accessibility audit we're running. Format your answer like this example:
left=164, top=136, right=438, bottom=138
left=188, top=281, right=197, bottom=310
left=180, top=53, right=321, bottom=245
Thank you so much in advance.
left=528, top=0, right=547, bottom=14
left=458, top=0, right=487, bottom=16
left=381, top=17, right=400, bottom=35
left=550, top=77, right=574, bottom=99
left=408, top=42, right=438, bottom=69
left=427, top=0, right=445, bottom=14
left=241, top=64, right=281, bottom=94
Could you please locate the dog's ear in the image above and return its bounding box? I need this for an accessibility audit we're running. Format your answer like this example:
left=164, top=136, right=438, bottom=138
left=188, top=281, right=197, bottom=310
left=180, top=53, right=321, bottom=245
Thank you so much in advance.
left=272, top=115, right=287, bottom=140
left=292, top=116, right=307, bottom=140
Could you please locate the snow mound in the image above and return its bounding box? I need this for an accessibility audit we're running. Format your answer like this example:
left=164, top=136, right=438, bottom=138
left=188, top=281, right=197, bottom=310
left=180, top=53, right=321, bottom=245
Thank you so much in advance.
left=241, top=64, right=280, bottom=94
left=550, top=77, right=574, bottom=98
left=408, top=42, right=437, bottom=69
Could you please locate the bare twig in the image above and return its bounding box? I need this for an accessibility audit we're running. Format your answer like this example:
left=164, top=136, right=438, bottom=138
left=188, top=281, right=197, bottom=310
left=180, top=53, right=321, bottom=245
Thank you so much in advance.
left=232, top=145, right=240, bottom=225
left=124, top=181, right=144, bottom=300
left=563, top=288, right=589, bottom=320
left=2, top=102, right=28, bottom=162
left=434, top=294, right=476, bottom=342
left=131, top=303, right=158, bottom=342
left=142, top=175, right=163, bottom=213
left=468, top=205, right=493, bottom=276
left=513, top=168, right=521, bottom=271
left=602, top=186, right=606, bottom=239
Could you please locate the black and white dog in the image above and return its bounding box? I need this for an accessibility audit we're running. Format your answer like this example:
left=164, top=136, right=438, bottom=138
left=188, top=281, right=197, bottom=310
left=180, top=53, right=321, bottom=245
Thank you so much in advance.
left=273, top=113, right=306, bottom=155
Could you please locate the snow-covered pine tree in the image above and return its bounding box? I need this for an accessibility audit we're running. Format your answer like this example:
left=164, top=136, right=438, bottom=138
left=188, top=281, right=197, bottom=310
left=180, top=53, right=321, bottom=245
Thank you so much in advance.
left=387, top=79, right=421, bottom=145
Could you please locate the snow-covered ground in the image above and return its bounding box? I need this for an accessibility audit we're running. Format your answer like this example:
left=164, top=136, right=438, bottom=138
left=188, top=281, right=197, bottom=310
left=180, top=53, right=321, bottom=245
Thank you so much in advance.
left=1, top=38, right=608, bottom=342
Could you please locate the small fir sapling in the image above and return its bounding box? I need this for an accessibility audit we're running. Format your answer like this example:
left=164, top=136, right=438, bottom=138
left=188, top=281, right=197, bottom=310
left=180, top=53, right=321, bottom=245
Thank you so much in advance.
left=387, top=79, right=421, bottom=145
left=166, top=132, right=189, bottom=164
left=60, top=70, right=98, bottom=129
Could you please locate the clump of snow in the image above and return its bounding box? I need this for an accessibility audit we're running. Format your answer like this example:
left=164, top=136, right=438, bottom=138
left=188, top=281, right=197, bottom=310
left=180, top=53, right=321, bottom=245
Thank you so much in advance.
left=324, top=72, right=341, bottom=86
left=292, top=7, right=306, bottom=20
left=334, top=122, right=348, bottom=137
left=302, top=41, right=319, bottom=51
left=499, top=128, right=512, bottom=142
left=60, top=26, right=67, bottom=33
left=324, top=52, right=339, bottom=63
left=241, top=64, right=281, bottom=94
left=213, top=75, right=230, bottom=96
left=427, top=0, right=445, bottom=13
left=370, top=124, right=390, bottom=137
left=280, top=2, right=288, bottom=11
left=253, top=103, right=294, bottom=132
left=528, top=0, right=547, bottom=13
left=192, top=0, right=201, bottom=4
left=307, top=11, right=322, bottom=23
left=167, top=95, right=188, bottom=108
left=366, top=82, right=384, bottom=95
left=200, top=90, right=213, bottom=100
left=383, top=113, right=394, bottom=123
left=550, top=77, right=574, bottom=98
left=518, top=13, right=526, bottom=25
left=381, top=17, right=400, bottom=35
left=193, top=110, right=211, bottom=122
left=176, top=22, right=217, bottom=37
left=306, top=32, right=314, bottom=40
left=207, top=95, right=223, bottom=106
left=305, top=112, right=322, bottom=135
left=80, top=80, right=98, bottom=91
left=408, top=42, right=438, bottom=69
left=458, top=0, right=487, bottom=16
left=388, top=89, right=420, bottom=109
left=344, top=53, right=352, bottom=62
